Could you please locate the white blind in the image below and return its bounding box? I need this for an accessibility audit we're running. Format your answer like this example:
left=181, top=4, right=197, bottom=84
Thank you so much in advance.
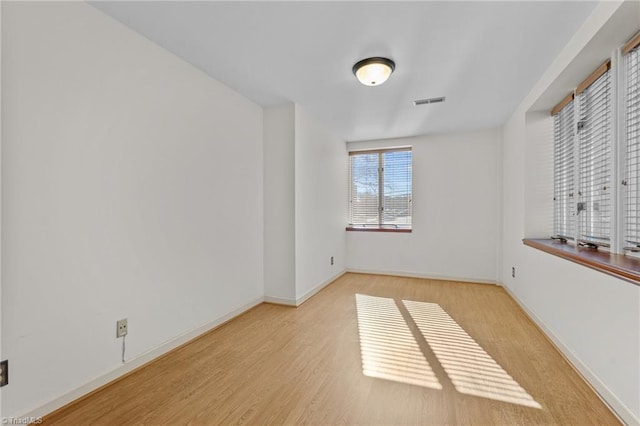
left=625, top=46, right=640, bottom=248
left=577, top=69, right=612, bottom=245
left=349, top=149, right=412, bottom=229
left=553, top=101, right=576, bottom=239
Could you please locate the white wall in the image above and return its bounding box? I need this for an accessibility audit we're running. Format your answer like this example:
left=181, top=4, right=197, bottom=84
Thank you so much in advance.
left=294, top=105, right=347, bottom=302
left=4, top=0, right=636, bottom=423
left=263, top=103, right=347, bottom=305
left=502, top=2, right=640, bottom=423
left=347, top=129, right=500, bottom=284
left=1, top=2, right=264, bottom=417
left=524, top=111, right=554, bottom=237
left=263, top=104, right=296, bottom=303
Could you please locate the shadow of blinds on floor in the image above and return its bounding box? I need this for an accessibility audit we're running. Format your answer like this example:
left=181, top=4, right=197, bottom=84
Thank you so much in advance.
left=355, top=294, right=442, bottom=389
left=402, top=299, right=541, bottom=409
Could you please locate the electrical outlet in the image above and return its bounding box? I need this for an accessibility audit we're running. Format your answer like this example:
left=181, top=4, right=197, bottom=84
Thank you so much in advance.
left=330, top=256, right=334, bottom=265
left=0, top=360, right=8, bottom=387
left=116, top=318, right=128, bottom=338
left=512, top=267, right=516, bottom=278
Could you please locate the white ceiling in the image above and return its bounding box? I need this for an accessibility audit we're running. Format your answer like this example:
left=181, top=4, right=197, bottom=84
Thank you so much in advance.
left=91, top=1, right=598, bottom=142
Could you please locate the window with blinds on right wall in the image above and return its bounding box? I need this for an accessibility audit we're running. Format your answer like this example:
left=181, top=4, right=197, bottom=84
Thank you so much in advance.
left=551, top=30, right=640, bottom=256
left=552, top=62, right=612, bottom=248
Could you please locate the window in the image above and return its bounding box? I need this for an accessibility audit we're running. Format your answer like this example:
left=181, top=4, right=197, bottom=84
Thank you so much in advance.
left=577, top=65, right=612, bottom=246
left=553, top=100, right=576, bottom=240
left=549, top=30, right=640, bottom=257
left=348, top=148, right=412, bottom=231
left=552, top=62, right=612, bottom=247
left=527, top=31, right=640, bottom=283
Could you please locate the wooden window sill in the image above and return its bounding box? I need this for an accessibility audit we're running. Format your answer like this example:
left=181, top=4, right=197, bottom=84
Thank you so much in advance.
left=346, top=227, right=412, bottom=233
left=522, top=238, right=640, bottom=286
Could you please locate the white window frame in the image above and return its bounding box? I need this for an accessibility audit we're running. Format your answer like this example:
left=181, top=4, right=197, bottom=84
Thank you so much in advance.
left=348, top=148, right=413, bottom=231
left=553, top=64, right=614, bottom=250
left=576, top=66, right=613, bottom=247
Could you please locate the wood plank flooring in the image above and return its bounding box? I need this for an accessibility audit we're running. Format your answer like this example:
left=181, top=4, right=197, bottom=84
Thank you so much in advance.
left=44, top=273, right=620, bottom=425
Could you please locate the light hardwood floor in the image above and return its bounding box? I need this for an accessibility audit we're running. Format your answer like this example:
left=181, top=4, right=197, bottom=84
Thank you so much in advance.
left=45, top=273, right=620, bottom=425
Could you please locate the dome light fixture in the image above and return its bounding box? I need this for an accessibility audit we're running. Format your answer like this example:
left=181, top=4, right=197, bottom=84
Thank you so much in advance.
left=352, top=57, right=395, bottom=86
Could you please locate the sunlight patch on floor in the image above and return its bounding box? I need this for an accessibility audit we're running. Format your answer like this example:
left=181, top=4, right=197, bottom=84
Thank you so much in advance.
left=402, top=299, right=542, bottom=409
left=355, top=294, right=442, bottom=389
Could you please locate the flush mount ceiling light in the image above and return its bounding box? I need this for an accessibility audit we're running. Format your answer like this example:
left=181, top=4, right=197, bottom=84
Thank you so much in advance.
left=352, top=57, right=395, bottom=86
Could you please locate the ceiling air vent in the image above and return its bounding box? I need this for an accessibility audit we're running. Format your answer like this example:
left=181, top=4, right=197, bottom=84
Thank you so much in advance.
left=413, top=97, right=445, bottom=106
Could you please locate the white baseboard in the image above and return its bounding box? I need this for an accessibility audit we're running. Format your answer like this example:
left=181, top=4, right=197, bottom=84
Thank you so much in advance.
left=502, top=285, right=639, bottom=426
left=25, top=269, right=348, bottom=420
left=346, top=268, right=497, bottom=285
left=263, top=270, right=347, bottom=307
left=263, top=295, right=297, bottom=306
left=23, top=296, right=264, bottom=420
left=296, top=269, right=346, bottom=306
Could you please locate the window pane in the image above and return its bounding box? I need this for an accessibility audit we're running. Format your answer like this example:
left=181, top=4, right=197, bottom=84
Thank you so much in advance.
left=381, top=151, right=412, bottom=228
left=578, top=69, right=611, bottom=245
left=349, top=153, right=380, bottom=226
left=554, top=101, right=575, bottom=239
